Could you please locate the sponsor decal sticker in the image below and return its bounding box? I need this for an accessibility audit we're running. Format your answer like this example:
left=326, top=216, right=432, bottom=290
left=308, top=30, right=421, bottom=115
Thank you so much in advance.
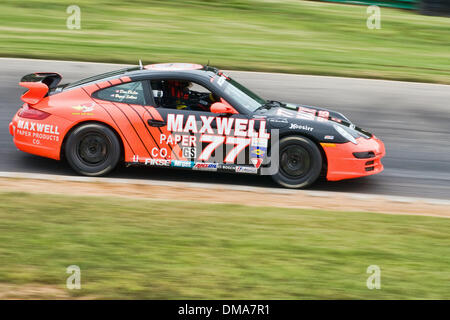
left=182, top=146, right=196, bottom=158
left=331, top=117, right=342, bottom=123
left=193, top=163, right=218, bottom=171
left=110, top=90, right=138, bottom=101
left=318, top=110, right=330, bottom=120
left=218, top=164, right=236, bottom=172
left=250, top=158, right=263, bottom=169
left=297, top=106, right=317, bottom=121
left=217, top=76, right=226, bottom=86
left=151, top=147, right=169, bottom=159
left=164, top=114, right=271, bottom=163
left=289, top=123, right=314, bottom=132
left=250, top=137, right=268, bottom=148
left=160, top=134, right=196, bottom=148
left=324, top=135, right=334, bottom=140
left=276, top=108, right=295, bottom=118
left=166, top=114, right=270, bottom=139
left=17, top=120, right=59, bottom=135
left=16, top=120, right=60, bottom=142
left=144, top=158, right=171, bottom=166
left=250, top=146, right=266, bottom=157
left=277, top=106, right=329, bottom=122
left=269, top=117, right=289, bottom=128
left=235, top=166, right=258, bottom=174
left=71, top=103, right=94, bottom=115
left=269, top=118, right=288, bottom=123
left=171, top=160, right=195, bottom=168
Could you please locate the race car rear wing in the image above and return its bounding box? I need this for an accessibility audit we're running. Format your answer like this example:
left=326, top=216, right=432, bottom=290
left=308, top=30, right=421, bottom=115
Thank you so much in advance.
left=19, top=72, right=62, bottom=105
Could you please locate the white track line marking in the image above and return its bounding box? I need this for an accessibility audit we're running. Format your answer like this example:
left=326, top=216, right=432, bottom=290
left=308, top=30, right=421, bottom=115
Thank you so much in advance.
left=0, top=171, right=449, bottom=206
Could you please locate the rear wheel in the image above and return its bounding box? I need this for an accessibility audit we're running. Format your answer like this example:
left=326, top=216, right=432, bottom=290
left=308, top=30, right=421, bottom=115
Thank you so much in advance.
left=271, top=136, right=322, bottom=188
left=65, top=123, right=121, bottom=176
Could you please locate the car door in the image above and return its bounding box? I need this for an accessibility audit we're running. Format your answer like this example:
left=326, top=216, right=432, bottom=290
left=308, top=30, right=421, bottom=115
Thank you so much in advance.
left=144, top=78, right=253, bottom=169
left=93, top=80, right=165, bottom=164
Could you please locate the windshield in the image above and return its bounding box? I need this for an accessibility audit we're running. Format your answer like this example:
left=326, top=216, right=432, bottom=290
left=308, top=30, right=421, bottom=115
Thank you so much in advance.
left=64, top=67, right=139, bottom=90
left=222, top=77, right=266, bottom=112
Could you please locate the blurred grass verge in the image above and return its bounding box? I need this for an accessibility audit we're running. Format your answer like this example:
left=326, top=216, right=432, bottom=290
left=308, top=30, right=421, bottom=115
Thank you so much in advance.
left=0, top=191, right=448, bottom=299
left=0, top=0, right=448, bottom=83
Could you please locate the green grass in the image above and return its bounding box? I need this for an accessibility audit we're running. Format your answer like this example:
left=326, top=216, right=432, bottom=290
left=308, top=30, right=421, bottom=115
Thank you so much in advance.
left=0, top=191, right=449, bottom=299
left=0, top=0, right=449, bottom=83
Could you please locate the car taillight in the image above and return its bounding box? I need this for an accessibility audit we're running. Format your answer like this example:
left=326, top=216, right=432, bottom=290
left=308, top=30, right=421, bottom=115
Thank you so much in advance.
left=18, top=104, right=50, bottom=120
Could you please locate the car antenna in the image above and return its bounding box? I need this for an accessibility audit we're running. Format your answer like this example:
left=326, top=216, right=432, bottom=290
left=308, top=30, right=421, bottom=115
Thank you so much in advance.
left=139, top=59, right=143, bottom=70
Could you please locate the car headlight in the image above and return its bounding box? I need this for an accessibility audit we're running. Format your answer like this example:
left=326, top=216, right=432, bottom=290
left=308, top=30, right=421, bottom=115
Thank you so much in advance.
left=333, top=124, right=358, bottom=144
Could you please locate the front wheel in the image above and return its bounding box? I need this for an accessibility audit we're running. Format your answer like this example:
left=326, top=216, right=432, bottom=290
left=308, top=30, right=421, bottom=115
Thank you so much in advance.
left=271, top=136, right=322, bottom=188
left=65, top=123, right=121, bottom=176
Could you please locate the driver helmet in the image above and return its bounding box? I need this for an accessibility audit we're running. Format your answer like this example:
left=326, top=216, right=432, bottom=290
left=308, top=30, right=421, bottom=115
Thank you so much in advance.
left=167, top=80, right=191, bottom=98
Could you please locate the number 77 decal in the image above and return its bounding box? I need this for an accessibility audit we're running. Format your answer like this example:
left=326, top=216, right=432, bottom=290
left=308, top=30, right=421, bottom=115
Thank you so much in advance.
left=198, top=135, right=251, bottom=163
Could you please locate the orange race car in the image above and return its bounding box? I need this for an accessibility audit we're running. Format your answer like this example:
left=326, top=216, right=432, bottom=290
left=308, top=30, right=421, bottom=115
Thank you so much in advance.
left=10, top=63, right=385, bottom=188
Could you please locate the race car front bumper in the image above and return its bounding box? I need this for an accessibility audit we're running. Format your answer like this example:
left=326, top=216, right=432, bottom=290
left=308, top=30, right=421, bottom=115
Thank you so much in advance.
left=321, top=136, right=385, bottom=181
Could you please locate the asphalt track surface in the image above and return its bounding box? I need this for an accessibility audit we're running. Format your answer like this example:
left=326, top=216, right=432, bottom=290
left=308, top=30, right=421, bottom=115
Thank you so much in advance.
left=1, top=58, right=449, bottom=200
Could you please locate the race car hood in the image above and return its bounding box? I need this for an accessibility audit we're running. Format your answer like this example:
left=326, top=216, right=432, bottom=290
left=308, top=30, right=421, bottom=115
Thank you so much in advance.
left=262, top=103, right=373, bottom=139
left=282, top=102, right=350, bottom=123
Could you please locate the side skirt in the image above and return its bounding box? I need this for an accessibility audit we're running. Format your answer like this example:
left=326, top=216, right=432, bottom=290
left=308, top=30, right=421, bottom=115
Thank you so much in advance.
left=125, top=161, right=260, bottom=175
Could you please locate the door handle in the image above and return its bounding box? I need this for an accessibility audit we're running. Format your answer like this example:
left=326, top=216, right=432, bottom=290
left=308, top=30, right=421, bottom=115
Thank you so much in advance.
left=147, top=119, right=166, bottom=127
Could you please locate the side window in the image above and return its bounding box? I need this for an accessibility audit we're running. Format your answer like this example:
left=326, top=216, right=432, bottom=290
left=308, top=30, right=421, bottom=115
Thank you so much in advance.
left=150, top=79, right=218, bottom=112
left=95, top=81, right=146, bottom=105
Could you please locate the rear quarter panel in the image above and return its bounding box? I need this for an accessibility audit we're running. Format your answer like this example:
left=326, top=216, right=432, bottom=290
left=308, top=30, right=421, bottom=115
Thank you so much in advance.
left=24, top=87, right=135, bottom=161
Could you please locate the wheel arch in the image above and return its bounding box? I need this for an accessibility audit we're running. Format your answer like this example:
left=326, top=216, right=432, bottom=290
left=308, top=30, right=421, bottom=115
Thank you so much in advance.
left=60, top=120, right=125, bottom=161
left=269, top=131, right=328, bottom=177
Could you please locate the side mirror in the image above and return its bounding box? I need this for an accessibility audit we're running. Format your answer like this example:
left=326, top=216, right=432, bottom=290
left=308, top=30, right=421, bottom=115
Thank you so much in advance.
left=210, top=102, right=236, bottom=114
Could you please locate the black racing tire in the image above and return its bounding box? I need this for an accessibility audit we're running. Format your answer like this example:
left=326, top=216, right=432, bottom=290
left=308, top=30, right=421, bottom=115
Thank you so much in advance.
left=65, top=123, right=121, bottom=176
left=271, top=136, right=322, bottom=189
